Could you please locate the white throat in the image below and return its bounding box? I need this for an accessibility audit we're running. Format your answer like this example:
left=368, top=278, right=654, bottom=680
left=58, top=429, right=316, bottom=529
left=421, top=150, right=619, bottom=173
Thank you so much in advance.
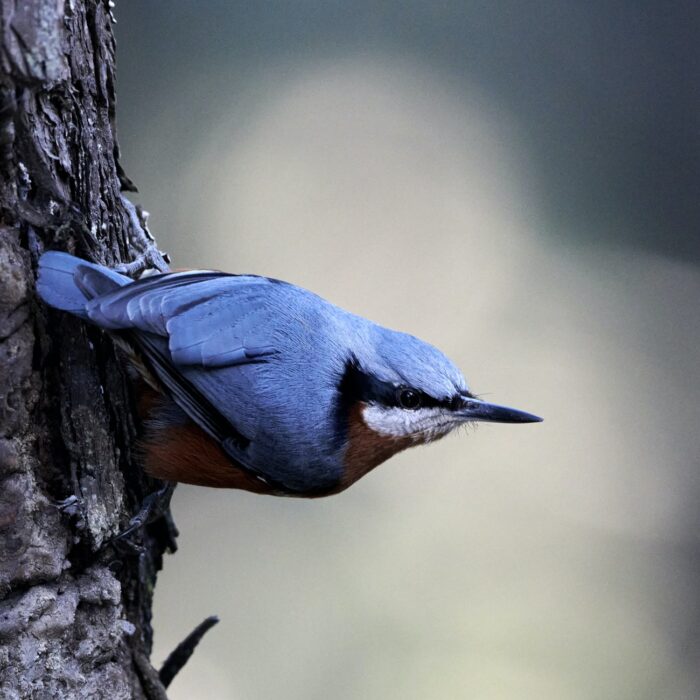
left=362, top=404, right=461, bottom=442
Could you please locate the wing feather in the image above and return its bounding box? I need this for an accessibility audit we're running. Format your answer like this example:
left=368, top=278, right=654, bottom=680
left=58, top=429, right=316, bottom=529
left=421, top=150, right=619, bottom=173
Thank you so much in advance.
left=85, top=271, right=279, bottom=368
left=82, top=268, right=307, bottom=492
left=132, top=331, right=285, bottom=490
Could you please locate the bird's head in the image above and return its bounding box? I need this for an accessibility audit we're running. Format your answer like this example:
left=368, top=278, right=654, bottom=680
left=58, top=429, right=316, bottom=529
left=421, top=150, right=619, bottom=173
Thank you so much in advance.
left=335, top=326, right=541, bottom=490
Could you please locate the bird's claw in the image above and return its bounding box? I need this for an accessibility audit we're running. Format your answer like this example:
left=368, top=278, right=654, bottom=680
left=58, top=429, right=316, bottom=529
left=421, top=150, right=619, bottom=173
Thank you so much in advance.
left=55, top=494, right=81, bottom=515
left=116, top=195, right=170, bottom=276
left=109, top=482, right=176, bottom=547
left=114, top=247, right=169, bottom=278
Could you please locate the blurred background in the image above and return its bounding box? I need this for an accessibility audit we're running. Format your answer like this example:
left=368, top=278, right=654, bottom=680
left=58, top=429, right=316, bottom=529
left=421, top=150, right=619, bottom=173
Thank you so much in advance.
left=115, top=3, right=699, bottom=698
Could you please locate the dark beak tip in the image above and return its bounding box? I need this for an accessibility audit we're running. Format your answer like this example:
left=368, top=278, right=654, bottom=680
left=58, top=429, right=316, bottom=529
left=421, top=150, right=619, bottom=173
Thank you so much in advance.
left=459, top=399, right=543, bottom=425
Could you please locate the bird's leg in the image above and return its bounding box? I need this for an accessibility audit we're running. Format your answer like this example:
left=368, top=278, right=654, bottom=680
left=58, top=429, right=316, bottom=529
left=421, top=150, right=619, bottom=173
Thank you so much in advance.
left=110, top=481, right=177, bottom=546
left=115, top=195, right=170, bottom=276
left=54, top=493, right=87, bottom=534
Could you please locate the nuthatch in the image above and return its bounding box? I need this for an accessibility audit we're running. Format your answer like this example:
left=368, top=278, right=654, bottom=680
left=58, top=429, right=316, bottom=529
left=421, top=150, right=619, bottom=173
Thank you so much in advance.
left=37, top=252, right=541, bottom=497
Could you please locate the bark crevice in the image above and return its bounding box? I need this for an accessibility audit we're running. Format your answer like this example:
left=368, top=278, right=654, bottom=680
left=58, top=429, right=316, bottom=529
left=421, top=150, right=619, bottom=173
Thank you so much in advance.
left=0, top=2, right=175, bottom=698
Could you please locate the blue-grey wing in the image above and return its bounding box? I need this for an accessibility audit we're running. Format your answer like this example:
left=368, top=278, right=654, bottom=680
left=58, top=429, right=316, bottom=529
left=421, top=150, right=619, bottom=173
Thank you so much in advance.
left=80, top=269, right=304, bottom=488
left=83, top=270, right=279, bottom=368
left=79, top=267, right=346, bottom=493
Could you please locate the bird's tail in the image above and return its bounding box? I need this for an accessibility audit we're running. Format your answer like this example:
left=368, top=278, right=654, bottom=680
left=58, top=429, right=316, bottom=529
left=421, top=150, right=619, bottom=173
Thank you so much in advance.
left=36, top=251, right=131, bottom=317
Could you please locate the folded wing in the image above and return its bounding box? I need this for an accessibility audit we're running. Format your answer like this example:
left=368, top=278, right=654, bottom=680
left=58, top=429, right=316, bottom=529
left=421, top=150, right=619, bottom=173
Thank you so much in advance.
left=82, top=269, right=280, bottom=368
left=80, top=268, right=291, bottom=487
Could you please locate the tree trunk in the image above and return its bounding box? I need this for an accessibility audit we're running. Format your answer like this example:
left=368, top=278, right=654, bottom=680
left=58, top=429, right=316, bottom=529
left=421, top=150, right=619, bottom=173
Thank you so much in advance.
left=0, top=2, right=176, bottom=697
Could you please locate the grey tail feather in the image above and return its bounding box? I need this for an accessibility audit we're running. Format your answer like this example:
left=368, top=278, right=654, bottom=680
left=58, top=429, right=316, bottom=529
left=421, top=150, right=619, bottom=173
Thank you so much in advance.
left=36, top=251, right=131, bottom=317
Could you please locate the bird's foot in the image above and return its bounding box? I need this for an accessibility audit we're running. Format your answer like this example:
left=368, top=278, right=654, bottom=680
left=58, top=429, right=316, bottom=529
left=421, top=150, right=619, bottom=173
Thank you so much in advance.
left=115, top=195, right=170, bottom=276
left=109, top=482, right=177, bottom=549
left=54, top=494, right=87, bottom=532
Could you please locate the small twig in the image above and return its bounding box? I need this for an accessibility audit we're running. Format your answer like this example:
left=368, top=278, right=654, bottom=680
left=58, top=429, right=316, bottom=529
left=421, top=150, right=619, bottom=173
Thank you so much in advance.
left=133, top=649, right=169, bottom=700
left=158, top=615, right=220, bottom=689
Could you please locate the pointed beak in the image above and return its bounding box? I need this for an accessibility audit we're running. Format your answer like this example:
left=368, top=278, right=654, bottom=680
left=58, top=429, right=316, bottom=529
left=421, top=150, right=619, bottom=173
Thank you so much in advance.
left=457, top=397, right=542, bottom=424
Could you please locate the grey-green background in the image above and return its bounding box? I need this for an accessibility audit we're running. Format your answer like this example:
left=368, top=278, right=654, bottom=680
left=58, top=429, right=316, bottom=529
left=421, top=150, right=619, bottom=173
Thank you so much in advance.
left=115, top=3, right=700, bottom=698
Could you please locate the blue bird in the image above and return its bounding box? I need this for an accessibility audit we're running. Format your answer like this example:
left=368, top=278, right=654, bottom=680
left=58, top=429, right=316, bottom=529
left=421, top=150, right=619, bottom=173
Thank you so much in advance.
left=37, top=251, right=541, bottom=497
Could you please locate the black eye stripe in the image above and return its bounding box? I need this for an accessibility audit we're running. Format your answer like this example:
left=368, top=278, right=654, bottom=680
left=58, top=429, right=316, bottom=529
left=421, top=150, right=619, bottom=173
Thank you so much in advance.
left=411, top=390, right=451, bottom=410
left=338, top=357, right=455, bottom=410
left=333, top=356, right=460, bottom=449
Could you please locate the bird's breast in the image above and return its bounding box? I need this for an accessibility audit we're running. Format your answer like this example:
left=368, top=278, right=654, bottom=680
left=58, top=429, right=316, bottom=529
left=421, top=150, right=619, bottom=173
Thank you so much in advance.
left=141, top=414, right=278, bottom=494
left=338, top=402, right=416, bottom=491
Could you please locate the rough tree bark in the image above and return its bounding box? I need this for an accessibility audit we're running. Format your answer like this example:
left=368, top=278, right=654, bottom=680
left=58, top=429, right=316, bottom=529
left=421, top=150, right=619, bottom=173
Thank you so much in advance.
left=0, top=2, right=182, bottom=697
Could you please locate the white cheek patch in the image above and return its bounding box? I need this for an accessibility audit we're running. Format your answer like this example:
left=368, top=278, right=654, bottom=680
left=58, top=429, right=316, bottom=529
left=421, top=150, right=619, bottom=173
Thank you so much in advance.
left=362, top=405, right=461, bottom=442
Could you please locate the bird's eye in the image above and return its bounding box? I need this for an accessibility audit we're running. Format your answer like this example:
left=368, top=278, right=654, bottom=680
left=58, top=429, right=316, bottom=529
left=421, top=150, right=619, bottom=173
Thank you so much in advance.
left=398, top=388, right=421, bottom=410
